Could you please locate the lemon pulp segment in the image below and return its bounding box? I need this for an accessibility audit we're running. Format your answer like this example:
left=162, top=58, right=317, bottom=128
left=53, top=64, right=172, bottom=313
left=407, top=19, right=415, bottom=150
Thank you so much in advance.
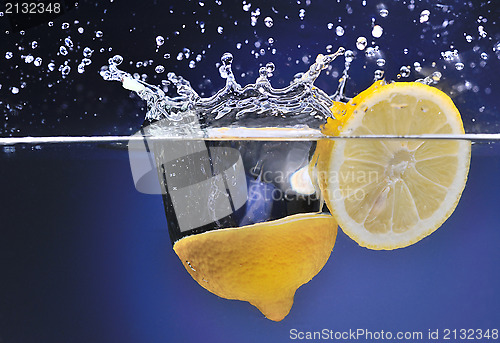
left=318, top=82, right=471, bottom=250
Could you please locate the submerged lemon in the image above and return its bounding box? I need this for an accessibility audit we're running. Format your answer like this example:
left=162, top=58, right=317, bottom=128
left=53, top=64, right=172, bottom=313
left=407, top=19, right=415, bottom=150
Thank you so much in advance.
left=173, top=213, right=337, bottom=321
left=317, top=81, right=471, bottom=250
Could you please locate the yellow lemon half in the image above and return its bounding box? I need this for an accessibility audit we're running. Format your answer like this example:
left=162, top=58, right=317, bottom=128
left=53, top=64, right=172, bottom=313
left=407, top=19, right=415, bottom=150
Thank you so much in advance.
left=317, top=81, right=471, bottom=250
left=174, top=213, right=337, bottom=321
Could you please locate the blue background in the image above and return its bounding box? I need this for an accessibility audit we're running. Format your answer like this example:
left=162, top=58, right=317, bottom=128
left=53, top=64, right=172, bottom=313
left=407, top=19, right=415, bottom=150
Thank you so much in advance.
left=1, top=1, right=500, bottom=342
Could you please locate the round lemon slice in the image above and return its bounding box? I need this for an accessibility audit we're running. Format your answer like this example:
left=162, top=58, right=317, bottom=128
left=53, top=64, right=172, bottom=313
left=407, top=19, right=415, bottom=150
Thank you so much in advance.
left=317, top=81, right=471, bottom=250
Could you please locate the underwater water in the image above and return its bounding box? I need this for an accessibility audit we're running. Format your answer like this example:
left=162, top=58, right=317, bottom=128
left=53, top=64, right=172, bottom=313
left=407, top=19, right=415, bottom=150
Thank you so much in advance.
left=1, top=0, right=500, bottom=342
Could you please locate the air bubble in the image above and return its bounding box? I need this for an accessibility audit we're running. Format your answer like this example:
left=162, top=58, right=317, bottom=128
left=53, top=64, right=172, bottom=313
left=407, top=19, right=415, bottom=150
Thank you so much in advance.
left=24, top=55, right=34, bottom=63
left=455, top=62, right=464, bottom=70
left=11, top=87, right=19, bottom=94
left=78, top=27, right=84, bottom=34
left=335, top=26, right=344, bottom=36
left=374, top=69, right=384, bottom=80
left=465, top=35, right=473, bottom=43
left=189, top=61, right=196, bottom=69
left=419, top=9, right=430, bottom=23
left=82, top=58, right=92, bottom=66
left=156, top=35, right=165, bottom=46
left=376, top=58, right=385, bottom=67
left=95, top=31, right=103, bottom=38
left=372, top=25, right=383, bottom=38
left=356, top=37, right=367, bottom=50
left=62, top=22, right=70, bottom=29
left=31, top=41, right=38, bottom=49
left=217, top=26, right=224, bottom=34
left=78, top=64, right=85, bottom=74
left=327, top=23, right=333, bottom=30
left=48, top=62, right=55, bottom=71
left=164, top=53, right=171, bottom=59
left=414, top=62, right=422, bottom=72
left=5, top=51, right=13, bottom=59
left=379, top=9, right=389, bottom=17
left=480, top=52, right=488, bottom=60
left=264, top=17, right=273, bottom=28
left=155, top=65, right=165, bottom=73
left=399, top=66, right=411, bottom=78
left=59, top=46, right=68, bottom=56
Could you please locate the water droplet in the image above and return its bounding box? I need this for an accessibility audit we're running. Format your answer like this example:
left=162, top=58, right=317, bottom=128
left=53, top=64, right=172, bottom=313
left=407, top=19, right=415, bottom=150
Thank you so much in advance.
left=217, top=26, right=223, bottom=34
left=455, top=62, right=464, bottom=70
left=33, top=57, right=42, bottom=67
left=83, top=47, right=93, bottom=58
left=31, top=41, right=38, bottom=49
left=61, top=22, right=70, bottom=29
left=59, top=46, right=68, bottom=55
left=95, top=30, right=103, bottom=38
left=379, top=9, right=389, bottom=17
left=5, top=51, right=13, bottom=59
left=419, top=9, right=430, bottom=23
left=335, top=26, right=344, bottom=36
left=24, top=54, right=34, bottom=63
left=356, top=36, right=367, bottom=50
left=345, top=50, right=354, bottom=63
left=155, top=65, right=165, bottom=73
left=78, top=63, right=85, bottom=73
left=78, top=27, right=84, bottom=34
left=266, top=62, right=275, bottom=77
left=164, top=53, right=171, bottom=59
left=19, top=30, right=25, bottom=35
left=48, top=62, right=55, bottom=71
left=189, top=61, right=196, bottom=69
left=61, top=65, right=71, bottom=76
left=109, top=55, right=123, bottom=65
left=413, top=62, right=422, bottom=72
left=221, top=52, right=233, bottom=65
left=243, top=2, right=251, bottom=11
left=372, top=25, right=383, bottom=38
left=264, top=17, right=273, bottom=28
left=156, top=35, right=165, bottom=46
left=376, top=58, right=385, bottom=67
left=11, top=87, right=19, bottom=94
left=82, top=58, right=92, bottom=66
left=465, top=34, right=473, bottom=43
left=299, top=8, right=305, bottom=20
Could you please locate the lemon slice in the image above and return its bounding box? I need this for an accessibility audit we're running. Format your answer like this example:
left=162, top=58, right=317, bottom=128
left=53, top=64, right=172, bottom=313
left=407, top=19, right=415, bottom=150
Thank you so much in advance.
left=174, top=213, right=337, bottom=321
left=317, top=81, right=471, bottom=250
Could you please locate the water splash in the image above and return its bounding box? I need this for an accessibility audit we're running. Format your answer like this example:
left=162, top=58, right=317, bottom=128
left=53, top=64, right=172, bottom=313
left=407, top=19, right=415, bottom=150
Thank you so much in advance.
left=101, top=47, right=345, bottom=127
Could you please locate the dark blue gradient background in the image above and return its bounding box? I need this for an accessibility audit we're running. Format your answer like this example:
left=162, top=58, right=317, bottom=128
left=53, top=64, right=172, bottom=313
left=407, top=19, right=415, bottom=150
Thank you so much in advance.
left=1, top=1, right=500, bottom=342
